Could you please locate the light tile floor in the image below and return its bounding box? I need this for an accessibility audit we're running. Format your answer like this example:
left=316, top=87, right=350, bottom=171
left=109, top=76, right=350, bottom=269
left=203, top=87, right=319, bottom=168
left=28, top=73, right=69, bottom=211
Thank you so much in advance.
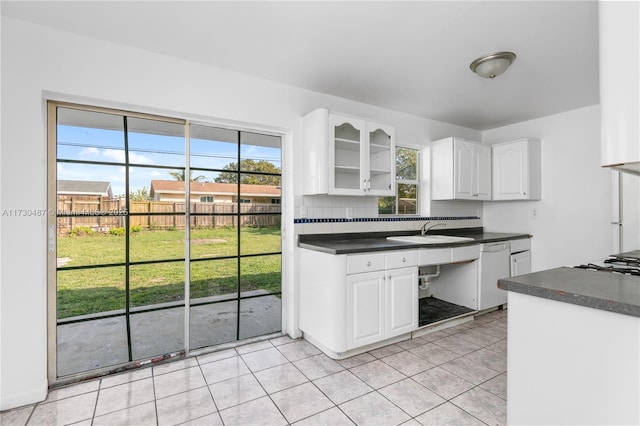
left=0, top=310, right=508, bottom=426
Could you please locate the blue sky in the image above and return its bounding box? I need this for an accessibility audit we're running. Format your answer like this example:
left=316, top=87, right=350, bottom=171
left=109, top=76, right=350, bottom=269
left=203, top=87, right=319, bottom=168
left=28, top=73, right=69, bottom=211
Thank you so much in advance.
left=57, top=125, right=281, bottom=197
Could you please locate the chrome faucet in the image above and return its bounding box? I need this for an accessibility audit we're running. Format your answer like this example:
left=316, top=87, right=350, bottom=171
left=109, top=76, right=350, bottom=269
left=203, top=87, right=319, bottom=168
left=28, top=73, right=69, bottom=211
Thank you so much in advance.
left=421, top=221, right=446, bottom=235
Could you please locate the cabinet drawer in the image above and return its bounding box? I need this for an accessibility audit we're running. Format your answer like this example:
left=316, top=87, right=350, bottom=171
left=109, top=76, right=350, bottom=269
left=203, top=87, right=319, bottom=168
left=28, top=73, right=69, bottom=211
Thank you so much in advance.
left=418, top=248, right=451, bottom=265
left=347, top=252, right=385, bottom=274
left=510, top=238, right=531, bottom=253
left=385, top=250, right=418, bottom=269
left=452, top=245, right=480, bottom=262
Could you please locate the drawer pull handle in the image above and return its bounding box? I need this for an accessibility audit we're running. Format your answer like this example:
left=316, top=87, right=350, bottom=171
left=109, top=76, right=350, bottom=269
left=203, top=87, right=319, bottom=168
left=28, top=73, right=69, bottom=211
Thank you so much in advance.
left=367, top=261, right=371, bottom=267
left=402, top=257, right=406, bottom=262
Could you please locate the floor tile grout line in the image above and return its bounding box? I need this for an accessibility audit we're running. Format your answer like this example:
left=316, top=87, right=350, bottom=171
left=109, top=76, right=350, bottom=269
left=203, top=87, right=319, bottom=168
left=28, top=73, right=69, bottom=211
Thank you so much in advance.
left=303, top=370, right=374, bottom=426
left=373, top=381, right=434, bottom=421
left=447, top=389, right=497, bottom=426
left=196, top=357, right=222, bottom=424
left=21, top=403, right=36, bottom=426
left=150, top=365, right=159, bottom=426
left=88, top=378, right=101, bottom=425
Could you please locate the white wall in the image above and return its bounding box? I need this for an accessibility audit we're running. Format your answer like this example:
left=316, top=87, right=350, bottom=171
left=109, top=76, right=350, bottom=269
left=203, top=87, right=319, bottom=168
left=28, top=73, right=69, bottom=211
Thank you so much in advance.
left=482, top=105, right=612, bottom=271
left=0, top=17, right=480, bottom=410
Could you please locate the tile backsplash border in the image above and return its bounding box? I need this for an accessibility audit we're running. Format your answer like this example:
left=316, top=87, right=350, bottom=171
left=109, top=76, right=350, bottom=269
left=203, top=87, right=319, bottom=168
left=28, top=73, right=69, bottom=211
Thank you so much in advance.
left=294, top=215, right=479, bottom=224
left=294, top=216, right=482, bottom=235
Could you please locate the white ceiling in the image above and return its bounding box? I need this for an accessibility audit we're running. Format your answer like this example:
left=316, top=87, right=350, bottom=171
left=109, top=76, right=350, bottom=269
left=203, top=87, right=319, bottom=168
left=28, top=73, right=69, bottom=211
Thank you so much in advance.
left=2, top=1, right=600, bottom=130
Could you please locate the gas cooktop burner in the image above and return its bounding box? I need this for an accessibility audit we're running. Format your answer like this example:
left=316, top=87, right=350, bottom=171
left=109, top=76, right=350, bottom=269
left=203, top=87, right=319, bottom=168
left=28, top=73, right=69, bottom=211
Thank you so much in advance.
left=575, top=262, right=640, bottom=276
left=604, top=256, right=640, bottom=268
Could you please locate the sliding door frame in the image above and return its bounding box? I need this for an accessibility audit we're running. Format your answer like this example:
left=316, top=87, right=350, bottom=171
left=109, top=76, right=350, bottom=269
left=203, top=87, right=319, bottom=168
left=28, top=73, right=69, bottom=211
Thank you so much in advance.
left=47, top=100, right=285, bottom=384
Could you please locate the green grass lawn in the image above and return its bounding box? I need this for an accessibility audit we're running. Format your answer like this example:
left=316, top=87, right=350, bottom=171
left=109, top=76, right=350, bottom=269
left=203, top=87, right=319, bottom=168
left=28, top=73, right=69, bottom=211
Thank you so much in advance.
left=57, top=226, right=281, bottom=319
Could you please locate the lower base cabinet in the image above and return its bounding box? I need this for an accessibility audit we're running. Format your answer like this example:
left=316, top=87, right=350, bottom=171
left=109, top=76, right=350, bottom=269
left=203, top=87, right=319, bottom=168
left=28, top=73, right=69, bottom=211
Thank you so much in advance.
left=299, top=248, right=418, bottom=358
left=347, top=267, right=418, bottom=349
left=347, top=271, right=385, bottom=348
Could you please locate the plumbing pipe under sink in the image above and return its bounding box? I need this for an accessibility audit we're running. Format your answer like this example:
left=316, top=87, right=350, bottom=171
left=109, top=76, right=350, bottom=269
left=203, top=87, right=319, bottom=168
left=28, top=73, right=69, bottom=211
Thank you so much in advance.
left=418, top=264, right=441, bottom=292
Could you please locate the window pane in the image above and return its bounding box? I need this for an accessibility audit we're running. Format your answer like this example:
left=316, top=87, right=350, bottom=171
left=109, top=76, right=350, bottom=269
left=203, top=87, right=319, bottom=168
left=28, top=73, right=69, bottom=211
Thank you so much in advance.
left=240, top=254, right=281, bottom=297
left=378, top=196, right=396, bottom=215
left=131, top=307, right=184, bottom=361
left=127, top=118, right=185, bottom=167
left=57, top=217, right=126, bottom=266
left=129, top=262, right=185, bottom=308
left=129, top=221, right=185, bottom=262
left=398, top=183, right=418, bottom=215
left=190, top=258, right=238, bottom=300
left=190, top=301, right=238, bottom=349
left=57, top=266, right=126, bottom=318
left=56, top=163, right=125, bottom=202
left=190, top=227, right=238, bottom=259
left=239, top=296, right=281, bottom=340
left=57, top=108, right=125, bottom=163
left=190, top=125, right=239, bottom=171
left=396, top=147, right=418, bottom=180
left=131, top=166, right=183, bottom=203
left=240, top=221, right=281, bottom=255
left=57, top=164, right=127, bottom=265
left=57, top=316, right=128, bottom=376
left=188, top=181, right=238, bottom=214
left=240, top=132, right=282, bottom=173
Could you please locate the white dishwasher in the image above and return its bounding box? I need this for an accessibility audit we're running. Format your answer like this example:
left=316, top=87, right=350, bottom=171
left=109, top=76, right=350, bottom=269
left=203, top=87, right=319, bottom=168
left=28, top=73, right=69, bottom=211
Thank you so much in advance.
left=478, top=241, right=511, bottom=310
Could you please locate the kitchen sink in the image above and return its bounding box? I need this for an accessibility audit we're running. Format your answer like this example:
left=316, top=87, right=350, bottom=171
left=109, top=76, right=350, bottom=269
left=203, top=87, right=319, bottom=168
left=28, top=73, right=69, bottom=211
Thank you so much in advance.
left=386, top=235, right=475, bottom=244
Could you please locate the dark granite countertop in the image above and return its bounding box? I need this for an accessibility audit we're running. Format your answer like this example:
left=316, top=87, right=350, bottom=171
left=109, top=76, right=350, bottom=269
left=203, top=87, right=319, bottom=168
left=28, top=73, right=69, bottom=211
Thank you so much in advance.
left=298, top=227, right=531, bottom=254
left=498, top=267, right=640, bottom=318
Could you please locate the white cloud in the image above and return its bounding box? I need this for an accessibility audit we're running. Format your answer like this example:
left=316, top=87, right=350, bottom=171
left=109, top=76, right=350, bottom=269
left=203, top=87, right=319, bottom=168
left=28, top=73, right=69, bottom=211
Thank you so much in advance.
left=102, top=149, right=126, bottom=163
left=79, top=147, right=100, bottom=157
left=129, top=152, right=153, bottom=164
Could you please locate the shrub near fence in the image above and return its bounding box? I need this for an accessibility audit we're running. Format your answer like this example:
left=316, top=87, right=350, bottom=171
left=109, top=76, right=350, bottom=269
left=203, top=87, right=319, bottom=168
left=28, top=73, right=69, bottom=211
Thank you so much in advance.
left=57, top=196, right=281, bottom=235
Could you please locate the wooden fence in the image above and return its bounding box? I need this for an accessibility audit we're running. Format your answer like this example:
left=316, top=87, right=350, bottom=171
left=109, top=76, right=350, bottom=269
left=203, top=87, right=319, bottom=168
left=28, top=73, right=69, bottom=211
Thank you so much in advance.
left=57, top=196, right=281, bottom=235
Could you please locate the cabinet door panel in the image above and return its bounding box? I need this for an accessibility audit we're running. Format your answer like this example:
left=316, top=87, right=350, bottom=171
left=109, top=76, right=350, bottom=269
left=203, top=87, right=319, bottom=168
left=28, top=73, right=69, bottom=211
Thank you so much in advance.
left=347, top=272, right=385, bottom=349
left=366, top=122, right=395, bottom=195
left=494, top=141, right=527, bottom=199
left=475, top=144, right=492, bottom=200
left=454, top=141, right=475, bottom=199
left=511, top=251, right=531, bottom=276
left=330, top=114, right=366, bottom=195
left=386, top=267, right=418, bottom=337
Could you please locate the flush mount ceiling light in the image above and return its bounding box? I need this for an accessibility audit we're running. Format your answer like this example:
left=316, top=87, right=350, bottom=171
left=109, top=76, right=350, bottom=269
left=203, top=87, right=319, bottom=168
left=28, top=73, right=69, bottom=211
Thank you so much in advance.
left=470, top=51, right=517, bottom=79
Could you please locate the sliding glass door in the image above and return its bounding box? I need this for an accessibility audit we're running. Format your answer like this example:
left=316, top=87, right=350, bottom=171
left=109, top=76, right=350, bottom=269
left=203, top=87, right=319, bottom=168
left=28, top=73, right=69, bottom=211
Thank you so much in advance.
left=50, top=102, right=282, bottom=379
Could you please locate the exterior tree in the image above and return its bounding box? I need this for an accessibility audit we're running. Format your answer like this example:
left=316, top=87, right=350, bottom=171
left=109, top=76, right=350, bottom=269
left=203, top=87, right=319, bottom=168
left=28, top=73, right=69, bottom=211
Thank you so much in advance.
left=214, top=159, right=281, bottom=185
left=130, top=186, right=151, bottom=201
left=378, top=147, right=418, bottom=215
left=168, top=170, right=207, bottom=182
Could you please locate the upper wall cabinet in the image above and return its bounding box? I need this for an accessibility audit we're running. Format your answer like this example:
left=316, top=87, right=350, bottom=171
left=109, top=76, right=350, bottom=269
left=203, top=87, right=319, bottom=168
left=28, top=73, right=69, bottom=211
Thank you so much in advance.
left=492, top=138, right=541, bottom=201
left=302, top=108, right=395, bottom=196
left=431, top=137, right=491, bottom=201
left=599, top=1, right=640, bottom=175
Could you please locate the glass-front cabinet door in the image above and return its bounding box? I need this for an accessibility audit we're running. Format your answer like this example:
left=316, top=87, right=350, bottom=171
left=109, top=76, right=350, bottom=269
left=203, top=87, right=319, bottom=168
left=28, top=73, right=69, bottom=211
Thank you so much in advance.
left=330, top=114, right=365, bottom=194
left=301, top=108, right=396, bottom=196
left=366, top=122, right=395, bottom=196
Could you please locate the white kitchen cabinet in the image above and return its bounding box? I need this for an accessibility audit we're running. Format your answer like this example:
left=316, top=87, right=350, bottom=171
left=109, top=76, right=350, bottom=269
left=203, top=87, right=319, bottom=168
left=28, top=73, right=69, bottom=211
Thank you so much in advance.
left=386, top=267, right=419, bottom=336
left=346, top=251, right=418, bottom=350
left=599, top=1, right=640, bottom=175
left=492, top=138, right=541, bottom=200
left=347, top=270, right=385, bottom=348
left=431, top=137, right=491, bottom=200
left=302, top=108, right=395, bottom=196
left=299, top=248, right=417, bottom=358
left=506, top=292, right=640, bottom=425
left=511, top=250, right=531, bottom=276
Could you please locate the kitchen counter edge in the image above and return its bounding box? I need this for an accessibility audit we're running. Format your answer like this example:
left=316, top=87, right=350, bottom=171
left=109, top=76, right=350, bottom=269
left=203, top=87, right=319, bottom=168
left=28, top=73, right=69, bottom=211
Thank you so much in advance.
left=297, top=228, right=531, bottom=254
left=498, top=267, right=640, bottom=318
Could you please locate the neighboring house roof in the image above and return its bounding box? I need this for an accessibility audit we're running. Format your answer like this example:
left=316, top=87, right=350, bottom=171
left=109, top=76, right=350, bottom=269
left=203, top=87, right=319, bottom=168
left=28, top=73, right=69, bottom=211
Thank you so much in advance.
left=58, top=180, right=113, bottom=197
left=150, top=180, right=281, bottom=198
